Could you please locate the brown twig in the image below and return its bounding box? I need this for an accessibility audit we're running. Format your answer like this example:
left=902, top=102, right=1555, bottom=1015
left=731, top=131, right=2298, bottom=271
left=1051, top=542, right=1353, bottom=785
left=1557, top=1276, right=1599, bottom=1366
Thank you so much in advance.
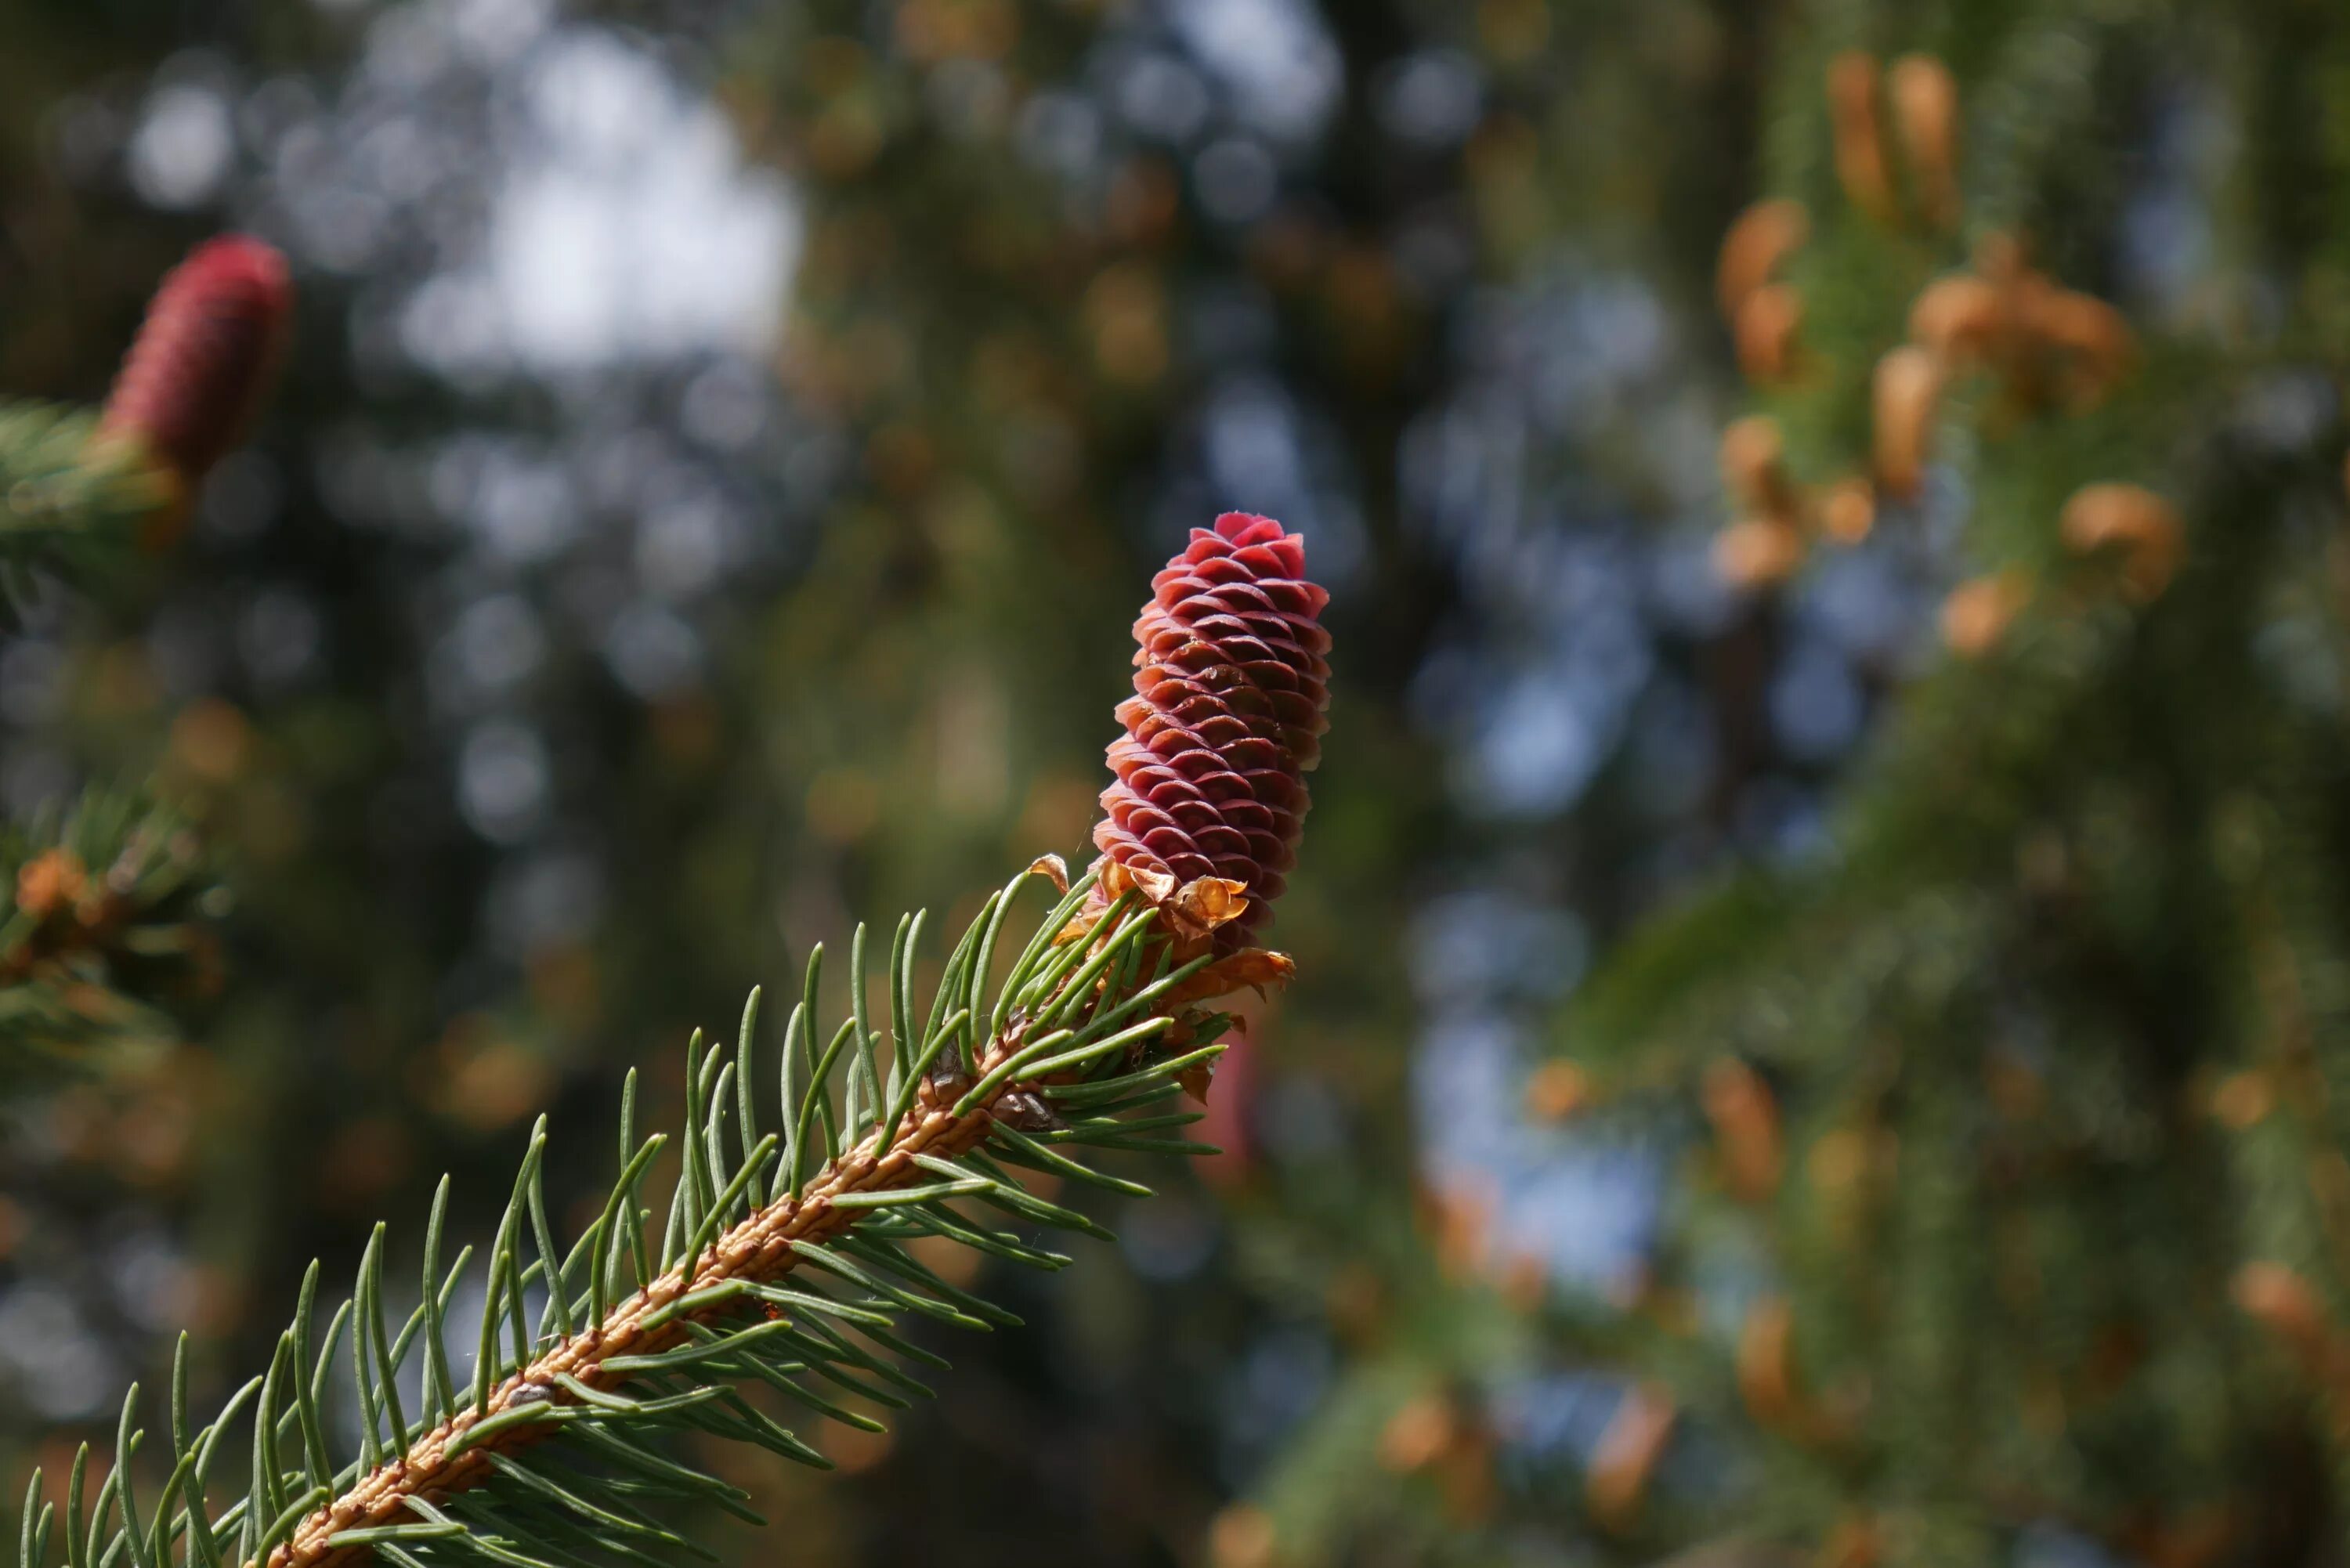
left=269, top=1030, right=1039, bottom=1568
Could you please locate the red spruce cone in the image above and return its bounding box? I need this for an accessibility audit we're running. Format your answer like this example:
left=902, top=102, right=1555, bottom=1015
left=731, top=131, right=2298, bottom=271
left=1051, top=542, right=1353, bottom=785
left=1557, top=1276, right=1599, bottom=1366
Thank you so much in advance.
left=99, top=236, right=293, bottom=487
left=1091, top=511, right=1331, bottom=947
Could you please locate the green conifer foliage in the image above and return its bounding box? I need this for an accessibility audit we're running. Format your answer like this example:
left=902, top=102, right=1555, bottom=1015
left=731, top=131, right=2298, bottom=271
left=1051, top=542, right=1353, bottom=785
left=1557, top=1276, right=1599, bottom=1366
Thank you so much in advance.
left=1212, top=5, right=2350, bottom=1566
left=1534, top=3, right=2350, bottom=1560
left=0, top=233, right=288, bottom=1071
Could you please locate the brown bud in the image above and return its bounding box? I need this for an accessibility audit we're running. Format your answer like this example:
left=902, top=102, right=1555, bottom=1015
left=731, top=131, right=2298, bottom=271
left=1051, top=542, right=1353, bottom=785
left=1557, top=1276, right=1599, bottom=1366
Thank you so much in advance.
left=1888, top=55, right=1961, bottom=227
left=1496, top=1250, right=1548, bottom=1311
left=1379, top=1394, right=1459, bottom=1474
left=2211, top=1069, right=2274, bottom=1130
left=1716, top=198, right=1809, bottom=320
left=2232, top=1261, right=2337, bottom=1375
left=1717, top=415, right=1810, bottom=587
left=1207, top=1505, right=1279, bottom=1568
left=1714, top=515, right=1806, bottom=590
left=1940, top=569, right=2033, bottom=656
left=1736, top=1295, right=1803, bottom=1430
left=1820, top=477, right=1875, bottom=544
left=1909, top=274, right=2009, bottom=364
left=1734, top=282, right=1805, bottom=385
left=15, top=849, right=89, bottom=921
left=1524, top=1060, right=1590, bottom=1122
left=1434, top=1427, right=1499, bottom=1525
left=2031, top=288, right=2135, bottom=406
left=1585, top=1382, right=1676, bottom=1530
left=1871, top=345, right=1943, bottom=498
left=1825, top=52, right=1894, bottom=219
left=1719, top=414, right=1797, bottom=517
left=1422, top=1178, right=1496, bottom=1281
left=2060, top=482, right=2182, bottom=602
left=1701, top=1057, right=1781, bottom=1201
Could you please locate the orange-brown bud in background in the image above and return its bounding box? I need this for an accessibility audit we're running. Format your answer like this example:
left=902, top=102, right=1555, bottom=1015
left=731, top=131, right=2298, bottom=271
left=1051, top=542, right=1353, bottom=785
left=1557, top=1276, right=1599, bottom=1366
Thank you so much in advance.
left=1422, top=1179, right=1496, bottom=1281
left=2030, top=288, right=2134, bottom=408
left=99, top=236, right=293, bottom=500
left=2210, top=1069, right=2275, bottom=1131
left=1379, top=1393, right=1459, bottom=1474
left=1495, top=1249, right=1549, bottom=1312
left=1379, top=1390, right=1499, bottom=1522
left=1909, top=274, right=2009, bottom=364
left=1717, top=198, right=1809, bottom=320
left=14, top=849, right=91, bottom=923
left=1940, top=569, right=2034, bottom=657
left=1825, top=52, right=1894, bottom=220
left=1736, top=1295, right=1806, bottom=1433
left=2060, top=482, right=2182, bottom=602
left=1524, top=1059, right=1591, bottom=1122
left=1714, top=517, right=1806, bottom=590
left=1720, top=415, right=1799, bottom=518
left=1702, top=1057, right=1782, bottom=1201
left=1206, top=1504, right=1279, bottom=1568
left=1734, top=282, right=1806, bottom=385
left=1708, top=413, right=1877, bottom=587
left=1907, top=237, right=2135, bottom=412
left=2232, top=1262, right=2338, bottom=1377
left=1888, top=55, right=1961, bottom=228
left=1716, top=414, right=1810, bottom=587
left=1585, top=1382, right=1677, bottom=1531
left=1871, top=346, right=1943, bottom=499
left=1820, top=478, right=1875, bottom=544
left=17, top=848, right=87, bottom=919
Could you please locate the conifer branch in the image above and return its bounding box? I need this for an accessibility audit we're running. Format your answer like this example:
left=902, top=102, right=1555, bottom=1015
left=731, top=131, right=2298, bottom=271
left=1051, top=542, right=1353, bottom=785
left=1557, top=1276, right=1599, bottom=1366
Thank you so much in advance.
left=13, top=862, right=1253, bottom=1568
left=277, top=934, right=1180, bottom=1568
left=0, top=234, right=291, bottom=598
left=0, top=788, right=216, bottom=1070
left=0, top=403, right=175, bottom=610
left=10, top=509, right=1335, bottom=1568
left=0, top=234, right=291, bottom=1069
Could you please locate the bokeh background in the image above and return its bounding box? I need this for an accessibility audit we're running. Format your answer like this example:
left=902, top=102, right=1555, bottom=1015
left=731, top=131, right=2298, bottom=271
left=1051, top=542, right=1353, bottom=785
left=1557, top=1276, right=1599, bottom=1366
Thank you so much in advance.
left=7, top=0, right=2350, bottom=1564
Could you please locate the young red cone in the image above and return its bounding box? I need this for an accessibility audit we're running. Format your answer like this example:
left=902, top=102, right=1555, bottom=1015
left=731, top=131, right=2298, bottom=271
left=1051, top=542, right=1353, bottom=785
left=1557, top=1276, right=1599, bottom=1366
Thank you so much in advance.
left=1090, top=511, right=1331, bottom=948
left=99, top=235, right=293, bottom=490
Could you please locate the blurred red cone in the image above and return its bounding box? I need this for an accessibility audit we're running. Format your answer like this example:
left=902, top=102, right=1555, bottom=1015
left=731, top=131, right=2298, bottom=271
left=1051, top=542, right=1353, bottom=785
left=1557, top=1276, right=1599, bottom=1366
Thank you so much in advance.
left=99, top=235, right=293, bottom=493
